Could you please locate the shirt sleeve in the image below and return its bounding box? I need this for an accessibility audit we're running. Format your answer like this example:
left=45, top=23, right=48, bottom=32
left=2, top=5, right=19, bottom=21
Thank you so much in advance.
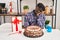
left=43, top=14, right=46, bottom=21
left=43, top=14, right=46, bottom=27
left=37, top=14, right=45, bottom=28
left=24, top=15, right=29, bottom=27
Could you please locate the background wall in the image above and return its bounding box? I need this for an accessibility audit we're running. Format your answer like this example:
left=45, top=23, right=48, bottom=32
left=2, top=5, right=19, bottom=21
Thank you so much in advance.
left=56, top=0, right=60, bottom=29
left=0, top=0, right=17, bottom=24
left=0, top=0, right=59, bottom=29
left=0, top=0, right=17, bottom=12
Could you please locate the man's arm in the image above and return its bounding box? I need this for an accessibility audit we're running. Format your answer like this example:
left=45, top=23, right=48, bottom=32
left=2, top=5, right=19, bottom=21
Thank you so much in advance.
left=37, top=14, right=45, bottom=28
left=43, top=14, right=45, bottom=21
left=24, top=15, right=29, bottom=27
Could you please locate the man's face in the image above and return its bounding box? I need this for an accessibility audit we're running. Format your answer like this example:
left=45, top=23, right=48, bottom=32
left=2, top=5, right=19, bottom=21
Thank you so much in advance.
left=35, top=6, right=41, bottom=13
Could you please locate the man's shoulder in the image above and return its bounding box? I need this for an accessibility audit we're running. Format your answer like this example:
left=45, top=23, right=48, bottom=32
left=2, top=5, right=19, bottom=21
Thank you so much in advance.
left=26, top=11, right=33, bottom=16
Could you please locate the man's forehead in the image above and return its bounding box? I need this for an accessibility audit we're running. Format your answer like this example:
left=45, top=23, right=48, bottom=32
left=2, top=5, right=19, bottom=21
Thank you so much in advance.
left=36, top=7, right=41, bottom=10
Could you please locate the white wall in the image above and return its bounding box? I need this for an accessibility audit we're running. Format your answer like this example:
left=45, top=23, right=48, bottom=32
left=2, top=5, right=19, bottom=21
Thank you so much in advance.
left=0, top=0, right=17, bottom=12
left=56, top=0, right=60, bottom=29
left=37, top=0, right=53, bottom=7
left=21, top=0, right=36, bottom=12
left=0, top=0, right=17, bottom=24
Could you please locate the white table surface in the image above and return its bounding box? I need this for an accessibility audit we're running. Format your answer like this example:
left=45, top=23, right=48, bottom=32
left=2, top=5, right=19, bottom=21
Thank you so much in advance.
left=0, top=23, right=60, bottom=40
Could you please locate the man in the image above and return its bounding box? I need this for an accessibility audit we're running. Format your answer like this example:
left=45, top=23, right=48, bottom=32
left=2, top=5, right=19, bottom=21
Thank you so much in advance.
left=24, top=3, right=45, bottom=29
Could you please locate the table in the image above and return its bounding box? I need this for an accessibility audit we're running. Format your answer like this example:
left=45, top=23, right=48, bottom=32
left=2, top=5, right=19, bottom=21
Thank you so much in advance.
left=0, top=23, right=60, bottom=40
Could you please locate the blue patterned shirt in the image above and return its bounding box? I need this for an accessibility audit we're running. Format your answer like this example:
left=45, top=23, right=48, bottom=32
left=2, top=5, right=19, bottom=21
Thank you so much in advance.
left=24, top=10, right=45, bottom=28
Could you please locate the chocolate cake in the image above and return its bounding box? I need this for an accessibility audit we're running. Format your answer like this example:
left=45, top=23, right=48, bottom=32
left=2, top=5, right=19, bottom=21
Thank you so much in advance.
left=24, top=26, right=44, bottom=38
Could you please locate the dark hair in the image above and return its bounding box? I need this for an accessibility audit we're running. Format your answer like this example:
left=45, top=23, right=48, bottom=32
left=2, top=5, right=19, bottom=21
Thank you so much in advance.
left=36, top=3, right=45, bottom=11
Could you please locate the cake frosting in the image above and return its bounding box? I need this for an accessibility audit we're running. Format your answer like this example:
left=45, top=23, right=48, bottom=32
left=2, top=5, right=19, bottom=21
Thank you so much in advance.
left=24, top=26, right=44, bottom=37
